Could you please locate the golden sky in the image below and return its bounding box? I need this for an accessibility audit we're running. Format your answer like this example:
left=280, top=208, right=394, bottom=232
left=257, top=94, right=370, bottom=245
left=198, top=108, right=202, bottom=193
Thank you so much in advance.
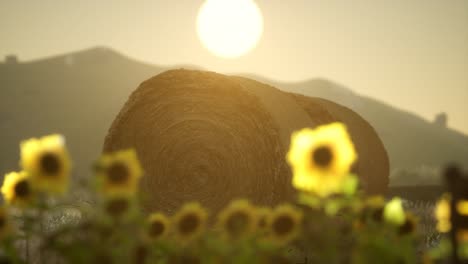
left=1, top=0, right=467, bottom=134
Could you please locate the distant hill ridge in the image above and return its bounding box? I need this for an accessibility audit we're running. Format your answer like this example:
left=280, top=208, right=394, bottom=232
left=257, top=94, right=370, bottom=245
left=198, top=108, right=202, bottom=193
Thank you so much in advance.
left=1, top=47, right=467, bottom=186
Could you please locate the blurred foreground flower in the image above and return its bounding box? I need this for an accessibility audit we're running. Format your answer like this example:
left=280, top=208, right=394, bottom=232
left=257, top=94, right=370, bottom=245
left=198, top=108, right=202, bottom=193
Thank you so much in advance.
left=1, top=171, right=34, bottom=208
left=95, top=149, right=143, bottom=196
left=172, top=202, right=208, bottom=244
left=435, top=195, right=451, bottom=233
left=287, top=122, right=357, bottom=197
left=20, top=134, right=71, bottom=194
left=146, top=212, right=170, bottom=241
left=267, top=204, right=302, bottom=246
left=217, top=199, right=257, bottom=240
left=383, top=197, right=405, bottom=226
left=434, top=194, right=468, bottom=241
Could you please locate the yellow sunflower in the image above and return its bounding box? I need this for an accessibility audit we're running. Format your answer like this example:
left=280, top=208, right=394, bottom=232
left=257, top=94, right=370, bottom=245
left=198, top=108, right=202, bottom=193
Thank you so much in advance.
left=0, top=206, right=13, bottom=240
left=95, top=149, right=143, bottom=196
left=435, top=194, right=451, bottom=233
left=286, top=122, right=357, bottom=197
left=146, top=212, right=170, bottom=241
left=457, top=200, right=468, bottom=216
left=1, top=171, right=35, bottom=207
left=267, top=204, right=303, bottom=246
left=20, top=134, right=71, bottom=194
left=172, top=202, right=208, bottom=244
left=434, top=196, right=468, bottom=242
left=217, top=199, right=257, bottom=240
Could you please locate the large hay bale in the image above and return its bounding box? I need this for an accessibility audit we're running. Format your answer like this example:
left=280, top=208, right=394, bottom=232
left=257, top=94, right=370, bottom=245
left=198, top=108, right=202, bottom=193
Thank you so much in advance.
left=103, top=69, right=389, bottom=213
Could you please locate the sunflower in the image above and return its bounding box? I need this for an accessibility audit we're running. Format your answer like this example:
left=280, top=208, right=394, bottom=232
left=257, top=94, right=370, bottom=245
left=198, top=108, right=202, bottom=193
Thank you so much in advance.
left=95, top=149, right=143, bottom=196
left=20, top=134, right=71, bottom=194
left=267, top=204, right=303, bottom=246
left=0, top=206, right=12, bottom=241
left=435, top=194, right=451, bottom=233
left=146, top=212, right=170, bottom=241
left=286, top=123, right=357, bottom=197
left=434, top=196, right=468, bottom=242
left=172, top=202, right=208, bottom=244
left=457, top=200, right=468, bottom=216
left=1, top=171, right=35, bottom=207
left=217, top=199, right=257, bottom=240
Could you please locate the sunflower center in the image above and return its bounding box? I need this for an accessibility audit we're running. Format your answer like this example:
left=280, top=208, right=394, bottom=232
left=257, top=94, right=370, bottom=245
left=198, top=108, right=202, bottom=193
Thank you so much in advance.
left=312, top=146, right=333, bottom=168
left=14, top=180, right=30, bottom=198
left=40, top=152, right=61, bottom=175
left=108, top=163, right=129, bottom=184
left=106, top=198, right=129, bottom=217
left=226, top=211, right=249, bottom=236
left=149, top=221, right=165, bottom=237
left=272, top=215, right=294, bottom=236
left=179, top=213, right=199, bottom=235
left=399, top=218, right=415, bottom=235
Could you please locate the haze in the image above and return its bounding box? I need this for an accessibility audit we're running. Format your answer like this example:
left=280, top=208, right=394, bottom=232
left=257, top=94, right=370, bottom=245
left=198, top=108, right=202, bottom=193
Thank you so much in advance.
left=1, top=0, right=467, bottom=134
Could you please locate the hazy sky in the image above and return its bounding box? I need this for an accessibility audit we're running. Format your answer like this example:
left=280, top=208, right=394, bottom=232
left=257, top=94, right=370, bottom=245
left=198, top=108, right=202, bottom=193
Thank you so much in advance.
left=1, top=0, right=467, bottom=134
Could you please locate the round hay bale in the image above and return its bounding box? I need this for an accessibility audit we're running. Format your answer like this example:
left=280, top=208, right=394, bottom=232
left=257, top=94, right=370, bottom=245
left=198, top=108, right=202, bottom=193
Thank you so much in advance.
left=103, top=69, right=389, bottom=214
left=103, top=70, right=315, bottom=214
left=290, top=94, right=389, bottom=194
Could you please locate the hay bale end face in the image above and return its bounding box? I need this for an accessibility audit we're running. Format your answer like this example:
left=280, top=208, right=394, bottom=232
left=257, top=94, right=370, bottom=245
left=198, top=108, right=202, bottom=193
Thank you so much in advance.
left=103, top=69, right=389, bottom=214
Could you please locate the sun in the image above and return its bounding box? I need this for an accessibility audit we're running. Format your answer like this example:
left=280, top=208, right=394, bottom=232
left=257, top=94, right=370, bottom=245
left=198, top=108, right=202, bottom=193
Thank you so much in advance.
left=196, top=0, right=263, bottom=59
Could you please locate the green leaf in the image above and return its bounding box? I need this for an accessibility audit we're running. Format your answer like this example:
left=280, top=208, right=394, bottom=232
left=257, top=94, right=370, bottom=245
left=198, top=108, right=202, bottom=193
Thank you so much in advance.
left=342, top=174, right=359, bottom=196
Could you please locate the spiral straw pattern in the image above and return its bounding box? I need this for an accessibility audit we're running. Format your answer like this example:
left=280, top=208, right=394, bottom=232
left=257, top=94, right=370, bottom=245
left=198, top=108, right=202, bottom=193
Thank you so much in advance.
left=104, top=70, right=389, bottom=214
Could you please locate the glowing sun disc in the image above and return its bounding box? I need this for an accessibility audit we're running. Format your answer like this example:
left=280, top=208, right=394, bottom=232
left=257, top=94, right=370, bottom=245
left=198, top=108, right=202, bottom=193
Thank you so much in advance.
left=196, top=0, right=263, bottom=58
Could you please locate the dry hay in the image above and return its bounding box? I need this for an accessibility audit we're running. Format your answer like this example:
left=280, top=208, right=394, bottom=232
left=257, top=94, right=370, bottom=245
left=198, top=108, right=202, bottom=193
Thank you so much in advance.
left=103, top=69, right=389, bottom=214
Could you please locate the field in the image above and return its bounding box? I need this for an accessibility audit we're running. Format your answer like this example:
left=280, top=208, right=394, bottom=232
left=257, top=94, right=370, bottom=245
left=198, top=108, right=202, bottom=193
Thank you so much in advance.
left=1, top=129, right=463, bottom=264
left=1, top=51, right=467, bottom=263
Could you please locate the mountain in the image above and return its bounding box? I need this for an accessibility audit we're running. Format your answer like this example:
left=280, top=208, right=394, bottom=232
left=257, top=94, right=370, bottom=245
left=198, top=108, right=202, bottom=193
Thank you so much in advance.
left=241, top=74, right=468, bottom=185
left=1, top=47, right=467, bottom=186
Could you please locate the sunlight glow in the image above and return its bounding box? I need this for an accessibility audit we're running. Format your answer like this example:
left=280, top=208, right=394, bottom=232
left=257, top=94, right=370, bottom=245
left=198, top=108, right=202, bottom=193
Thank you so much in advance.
left=196, top=0, right=263, bottom=58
